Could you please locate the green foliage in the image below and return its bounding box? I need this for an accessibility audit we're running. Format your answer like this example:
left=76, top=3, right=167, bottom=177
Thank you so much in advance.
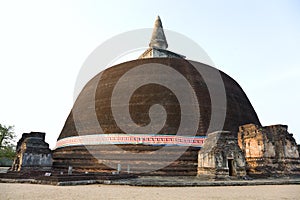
left=0, top=124, right=15, bottom=146
left=0, top=146, right=16, bottom=159
left=0, top=124, right=16, bottom=160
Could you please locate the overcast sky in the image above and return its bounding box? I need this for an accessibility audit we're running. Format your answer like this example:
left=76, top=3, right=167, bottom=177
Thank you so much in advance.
left=0, top=0, right=299, bottom=148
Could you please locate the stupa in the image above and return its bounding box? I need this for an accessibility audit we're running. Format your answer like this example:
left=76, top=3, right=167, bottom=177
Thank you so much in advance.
left=52, top=16, right=262, bottom=176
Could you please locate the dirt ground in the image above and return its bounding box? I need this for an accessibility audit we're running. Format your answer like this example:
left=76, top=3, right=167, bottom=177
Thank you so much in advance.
left=0, top=183, right=299, bottom=200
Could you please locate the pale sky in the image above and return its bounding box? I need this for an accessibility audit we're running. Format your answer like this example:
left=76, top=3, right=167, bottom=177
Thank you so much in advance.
left=0, top=0, right=299, bottom=149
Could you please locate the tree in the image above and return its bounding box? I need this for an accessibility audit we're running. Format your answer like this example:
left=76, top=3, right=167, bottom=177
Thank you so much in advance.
left=0, top=124, right=16, bottom=160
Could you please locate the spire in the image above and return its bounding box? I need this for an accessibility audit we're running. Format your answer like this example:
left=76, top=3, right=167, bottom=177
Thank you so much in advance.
left=149, top=16, right=168, bottom=49
left=139, top=16, right=185, bottom=59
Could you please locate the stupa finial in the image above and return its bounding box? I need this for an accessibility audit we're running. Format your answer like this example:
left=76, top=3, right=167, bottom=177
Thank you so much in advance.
left=149, top=15, right=168, bottom=49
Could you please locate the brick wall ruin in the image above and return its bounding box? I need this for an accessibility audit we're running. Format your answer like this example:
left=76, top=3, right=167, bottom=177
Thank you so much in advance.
left=238, top=124, right=300, bottom=176
left=12, top=132, right=52, bottom=171
left=198, top=131, right=246, bottom=179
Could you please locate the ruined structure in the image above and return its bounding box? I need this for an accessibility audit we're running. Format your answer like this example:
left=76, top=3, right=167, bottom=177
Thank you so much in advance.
left=53, top=17, right=261, bottom=175
left=198, top=131, right=246, bottom=178
left=238, top=124, right=300, bottom=176
left=12, top=132, right=52, bottom=171
left=6, top=17, right=300, bottom=182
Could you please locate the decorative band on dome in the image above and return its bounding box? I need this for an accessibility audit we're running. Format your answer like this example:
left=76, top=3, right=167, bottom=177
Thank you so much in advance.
left=55, top=134, right=206, bottom=149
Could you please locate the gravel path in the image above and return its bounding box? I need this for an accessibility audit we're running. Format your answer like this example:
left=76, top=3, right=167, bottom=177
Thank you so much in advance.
left=1, top=183, right=300, bottom=200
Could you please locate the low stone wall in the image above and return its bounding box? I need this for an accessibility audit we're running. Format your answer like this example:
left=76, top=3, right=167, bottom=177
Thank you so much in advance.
left=0, top=158, right=13, bottom=167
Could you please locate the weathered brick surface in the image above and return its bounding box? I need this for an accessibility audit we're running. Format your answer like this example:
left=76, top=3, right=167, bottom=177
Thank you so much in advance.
left=53, top=58, right=261, bottom=175
left=12, top=132, right=52, bottom=171
left=198, top=131, right=246, bottom=179
left=238, top=124, right=300, bottom=176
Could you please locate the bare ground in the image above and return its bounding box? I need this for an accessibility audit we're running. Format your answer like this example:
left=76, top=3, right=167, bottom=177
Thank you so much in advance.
left=1, top=183, right=300, bottom=200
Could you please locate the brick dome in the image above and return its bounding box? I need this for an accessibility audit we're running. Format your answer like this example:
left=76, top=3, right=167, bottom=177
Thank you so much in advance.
left=53, top=58, right=261, bottom=175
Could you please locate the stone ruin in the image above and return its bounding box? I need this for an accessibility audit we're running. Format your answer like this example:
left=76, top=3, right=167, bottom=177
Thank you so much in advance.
left=52, top=16, right=262, bottom=176
left=238, top=124, right=300, bottom=176
left=6, top=16, right=300, bottom=181
left=197, top=125, right=300, bottom=179
left=11, top=132, right=52, bottom=171
left=197, top=131, right=247, bottom=179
